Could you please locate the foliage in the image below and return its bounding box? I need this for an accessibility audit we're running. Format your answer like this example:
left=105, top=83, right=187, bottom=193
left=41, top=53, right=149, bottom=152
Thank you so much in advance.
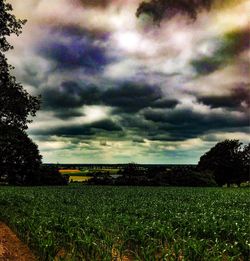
left=0, top=125, right=66, bottom=187
left=198, top=140, right=250, bottom=186
left=0, top=126, right=41, bottom=185
left=0, top=0, right=40, bottom=130
left=38, top=166, right=69, bottom=186
left=0, top=0, right=26, bottom=52
left=0, top=186, right=249, bottom=260
left=156, top=166, right=217, bottom=187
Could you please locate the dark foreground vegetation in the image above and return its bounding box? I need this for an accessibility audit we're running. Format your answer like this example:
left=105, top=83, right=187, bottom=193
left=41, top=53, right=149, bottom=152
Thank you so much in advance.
left=87, top=164, right=217, bottom=187
left=87, top=140, right=249, bottom=187
left=0, top=186, right=249, bottom=260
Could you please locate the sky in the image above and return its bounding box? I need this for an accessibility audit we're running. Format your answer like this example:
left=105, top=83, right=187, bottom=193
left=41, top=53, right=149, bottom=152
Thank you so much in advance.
left=6, top=0, right=250, bottom=164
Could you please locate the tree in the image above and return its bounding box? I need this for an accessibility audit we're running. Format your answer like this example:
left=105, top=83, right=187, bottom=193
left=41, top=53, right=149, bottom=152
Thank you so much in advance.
left=0, top=1, right=43, bottom=185
left=136, top=0, right=222, bottom=23
left=0, top=0, right=40, bottom=130
left=0, top=126, right=42, bottom=185
left=239, top=143, right=250, bottom=184
left=197, top=140, right=250, bottom=186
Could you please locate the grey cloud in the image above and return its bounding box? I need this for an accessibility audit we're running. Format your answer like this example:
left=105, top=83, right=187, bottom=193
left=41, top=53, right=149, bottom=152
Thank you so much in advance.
left=102, top=82, right=162, bottom=113
left=30, top=119, right=122, bottom=136
left=143, top=107, right=249, bottom=140
left=89, top=119, right=123, bottom=131
left=41, top=81, right=100, bottom=110
left=198, top=83, right=250, bottom=109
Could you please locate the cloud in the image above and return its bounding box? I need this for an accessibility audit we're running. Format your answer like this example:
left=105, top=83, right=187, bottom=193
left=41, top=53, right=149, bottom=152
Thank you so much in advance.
left=89, top=119, right=123, bottom=131
left=198, top=82, right=250, bottom=109
left=144, top=106, right=249, bottom=140
left=42, top=81, right=101, bottom=110
left=102, top=82, right=162, bottom=112
left=41, top=80, right=174, bottom=114
left=7, top=0, right=250, bottom=163
left=191, top=28, right=250, bottom=75
left=30, top=118, right=122, bottom=136
left=38, top=26, right=112, bottom=73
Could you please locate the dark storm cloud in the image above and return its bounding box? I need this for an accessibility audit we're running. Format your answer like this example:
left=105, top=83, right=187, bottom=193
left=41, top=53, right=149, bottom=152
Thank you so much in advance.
left=102, top=82, right=162, bottom=112
left=30, top=119, right=122, bottom=136
left=42, top=81, right=100, bottom=110
left=30, top=125, right=95, bottom=136
left=53, top=109, right=84, bottom=120
left=143, top=107, right=249, bottom=140
left=151, top=98, right=178, bottom=108
left=42, top=80, right=176, bottom=114
left=90, top=119, right=123, bottom=131
left=191, top=28, right=250, bottom=75
left=144, top=108, right=249, bottom=127
left=38, top=26, right=112, bottom=73
left=198, top=83, right=250, bottom=109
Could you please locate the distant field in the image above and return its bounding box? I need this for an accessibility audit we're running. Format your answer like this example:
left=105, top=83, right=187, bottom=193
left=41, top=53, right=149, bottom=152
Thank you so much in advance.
left=59, top=168, right=119, bottom=182
left=0, top=186, right=249, bottom=260
left=59, top=168, right=119, bottom=175
left=69, top=176, right=92, bottom=182
left=59, top=169, right=88, bottom=175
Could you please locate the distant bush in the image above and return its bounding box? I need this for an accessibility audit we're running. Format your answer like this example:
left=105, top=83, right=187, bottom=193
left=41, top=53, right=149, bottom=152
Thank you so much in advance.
left=165, top=168, right=217, bottom=187
left=37, top=166, right=69, bottom=186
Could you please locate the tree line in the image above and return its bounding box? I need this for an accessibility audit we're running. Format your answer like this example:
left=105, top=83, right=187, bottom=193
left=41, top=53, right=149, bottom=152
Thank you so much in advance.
left=89, top=140, right=250, bottom=187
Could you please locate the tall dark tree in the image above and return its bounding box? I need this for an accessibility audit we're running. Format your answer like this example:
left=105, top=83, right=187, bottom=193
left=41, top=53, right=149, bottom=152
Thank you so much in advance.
left=0, top=0, right=40, bottom=130
left=0, top=0, right=41, bottom=185
left=136, top=0, right=224, bottom=23
left=0, top=126, right=42, bottom=185
left=197, top=140, right=250, bottom=186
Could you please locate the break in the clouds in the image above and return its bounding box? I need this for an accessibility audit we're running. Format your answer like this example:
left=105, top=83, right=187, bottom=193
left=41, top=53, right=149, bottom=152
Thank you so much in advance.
left=6, top=0, right=250, bottom=163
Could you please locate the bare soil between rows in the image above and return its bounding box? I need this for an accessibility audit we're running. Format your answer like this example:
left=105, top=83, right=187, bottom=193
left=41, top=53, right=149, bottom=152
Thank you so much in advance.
left=0, top=222, right=36, bottom=261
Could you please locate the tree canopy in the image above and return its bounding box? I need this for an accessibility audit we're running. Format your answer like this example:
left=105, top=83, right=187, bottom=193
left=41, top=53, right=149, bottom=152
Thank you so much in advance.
left=0, top=0, right=40, bottom=130
left=198, top=140, right=250, bottom=186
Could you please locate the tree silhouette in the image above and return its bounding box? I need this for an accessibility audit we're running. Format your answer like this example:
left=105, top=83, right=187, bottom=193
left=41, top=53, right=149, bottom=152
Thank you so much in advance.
left=0, top=0, right=40, bottom=130
left=0, top=126, right=42, bottom=185
left=0, top=1, right=43, bottom=185
left=136, top=0, right=220, bottom=23
left=197, top=140, right=250, bottom=186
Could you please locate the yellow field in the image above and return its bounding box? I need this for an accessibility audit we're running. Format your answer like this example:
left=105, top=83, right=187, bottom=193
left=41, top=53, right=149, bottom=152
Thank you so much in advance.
left=59, top=169, right=81, bottom=174
left=69, top=176, right=92, bottom=182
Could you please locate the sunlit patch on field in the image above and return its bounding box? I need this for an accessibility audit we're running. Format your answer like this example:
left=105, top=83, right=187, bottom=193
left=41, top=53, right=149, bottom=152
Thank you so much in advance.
left=59, top=169, right=81, bottom=174
left=69, top=176, right=92, bottom=182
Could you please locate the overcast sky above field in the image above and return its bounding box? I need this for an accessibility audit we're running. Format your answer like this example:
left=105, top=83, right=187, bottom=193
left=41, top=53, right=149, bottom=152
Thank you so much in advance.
left=7, top=0, right=250, bottom=164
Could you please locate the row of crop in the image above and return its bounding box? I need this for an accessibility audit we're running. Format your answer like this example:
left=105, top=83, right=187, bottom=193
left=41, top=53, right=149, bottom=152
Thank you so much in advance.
left=0, top=186, right=249, bottom=260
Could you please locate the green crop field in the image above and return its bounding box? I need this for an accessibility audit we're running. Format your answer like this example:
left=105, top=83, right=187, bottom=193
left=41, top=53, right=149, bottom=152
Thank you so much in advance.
left=0, top=186, right=249, bottom=260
